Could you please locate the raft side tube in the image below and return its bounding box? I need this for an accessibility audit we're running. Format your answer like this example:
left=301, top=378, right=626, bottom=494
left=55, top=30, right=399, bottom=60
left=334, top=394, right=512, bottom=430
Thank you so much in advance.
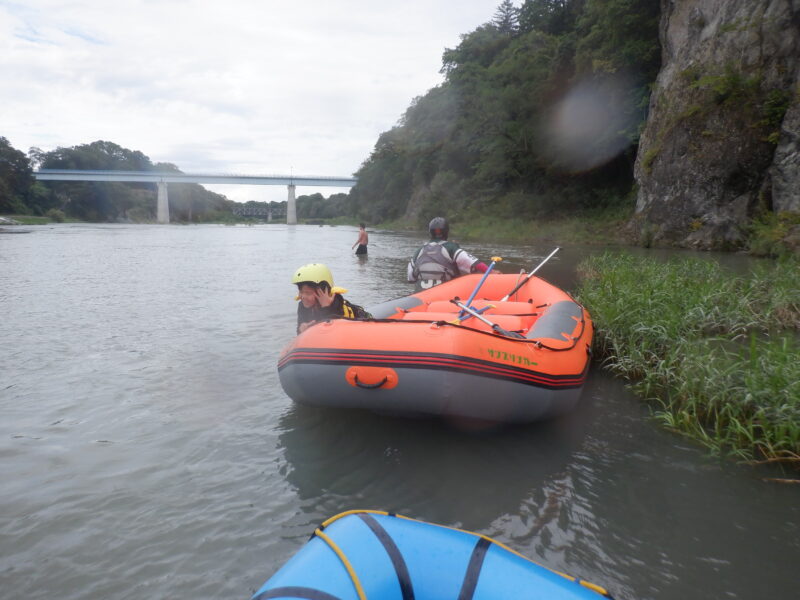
left=426, top=300, right=536, bottom=315
left=278, top=362, right=583, bottom=421
left=252, top=535, right=357, bottom=599
left=251, top=512, right=614, bottom=600
left=527, top=301, right=583, bottom=341
left=367, top=296, right=425, bottom=319
left=398, top=312, right=527, bottom=333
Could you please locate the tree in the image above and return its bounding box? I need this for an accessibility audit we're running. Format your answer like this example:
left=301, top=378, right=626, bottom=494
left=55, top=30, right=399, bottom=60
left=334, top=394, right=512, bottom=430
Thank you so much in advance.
left=574, top=0, right=660, bottom=81
left=35, top=141, right=237, bottom=222
left=441, top=24, right=510, bottom=76
left=573, top=0, right=661, bottom=145
left=519, top=0, right=582, bottom=36
left=493, top=0, right=521, bottom=35
left=0, top=137, right=34, bottom=214
left=40, top=140, right=152, bottom=171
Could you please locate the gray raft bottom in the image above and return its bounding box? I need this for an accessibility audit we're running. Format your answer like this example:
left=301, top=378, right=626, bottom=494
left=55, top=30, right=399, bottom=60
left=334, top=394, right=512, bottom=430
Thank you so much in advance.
left=278, top=364, right=584, bottom=424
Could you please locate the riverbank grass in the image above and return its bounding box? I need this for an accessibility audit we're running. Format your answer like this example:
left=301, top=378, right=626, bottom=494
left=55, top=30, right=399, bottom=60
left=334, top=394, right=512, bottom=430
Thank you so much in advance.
left=1, top=214, right=51, bottom=225
left=576, top=254, right=799, bottom=468
left=378, top=206, right=633, bottom=246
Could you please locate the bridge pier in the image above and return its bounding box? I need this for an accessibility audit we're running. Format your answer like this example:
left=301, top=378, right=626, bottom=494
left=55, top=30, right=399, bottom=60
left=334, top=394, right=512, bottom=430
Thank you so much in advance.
left=287, top=184, right=297, bottom=225
left=157, top=181, right=170, bottom=223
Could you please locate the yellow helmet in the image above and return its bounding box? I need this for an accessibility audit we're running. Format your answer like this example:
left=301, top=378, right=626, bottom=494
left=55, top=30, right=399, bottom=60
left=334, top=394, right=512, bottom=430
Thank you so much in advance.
left=291, top=263, right=334, bottom=288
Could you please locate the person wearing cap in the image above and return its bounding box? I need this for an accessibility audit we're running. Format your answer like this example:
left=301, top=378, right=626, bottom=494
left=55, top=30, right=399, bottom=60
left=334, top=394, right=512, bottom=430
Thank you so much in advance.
left=291, top=263, right=371, bottom=334
left=407, top=217, right=488, bottom=290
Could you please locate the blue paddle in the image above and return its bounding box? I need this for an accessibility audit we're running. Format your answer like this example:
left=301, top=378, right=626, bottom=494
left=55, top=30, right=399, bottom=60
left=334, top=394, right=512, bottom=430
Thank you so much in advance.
left=458, top=256, right=502, bottom=319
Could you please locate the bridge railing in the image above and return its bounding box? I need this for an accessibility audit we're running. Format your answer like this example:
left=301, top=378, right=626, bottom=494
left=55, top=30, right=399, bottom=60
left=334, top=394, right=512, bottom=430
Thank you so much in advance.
left=34, top=169, right=357, bottom=187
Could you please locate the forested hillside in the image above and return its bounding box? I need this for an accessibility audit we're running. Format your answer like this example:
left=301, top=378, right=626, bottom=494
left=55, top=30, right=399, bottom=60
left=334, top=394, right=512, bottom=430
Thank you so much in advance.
left=349, top=0, right=661, bottom=225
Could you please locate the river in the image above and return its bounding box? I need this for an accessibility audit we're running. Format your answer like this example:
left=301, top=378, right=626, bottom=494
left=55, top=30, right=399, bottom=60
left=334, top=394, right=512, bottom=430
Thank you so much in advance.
left=1, top=223, right=797, bottom=600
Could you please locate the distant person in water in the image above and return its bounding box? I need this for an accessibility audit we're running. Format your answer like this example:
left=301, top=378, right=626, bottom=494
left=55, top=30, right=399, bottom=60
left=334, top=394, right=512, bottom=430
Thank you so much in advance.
left=407, top=217, right=488, bottom=290
left=352, top=223, right=368, bottom=255
left=292, top=263, right=371, bottom=334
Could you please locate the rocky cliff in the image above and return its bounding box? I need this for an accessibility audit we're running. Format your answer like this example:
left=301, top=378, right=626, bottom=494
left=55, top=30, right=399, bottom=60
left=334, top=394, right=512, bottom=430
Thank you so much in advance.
left=633, top=0, right=800, bottom=250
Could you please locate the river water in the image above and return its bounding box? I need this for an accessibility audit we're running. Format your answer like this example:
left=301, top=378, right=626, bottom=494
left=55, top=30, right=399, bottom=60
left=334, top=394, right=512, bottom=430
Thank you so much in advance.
left=1, top=223, right=797, bottom=600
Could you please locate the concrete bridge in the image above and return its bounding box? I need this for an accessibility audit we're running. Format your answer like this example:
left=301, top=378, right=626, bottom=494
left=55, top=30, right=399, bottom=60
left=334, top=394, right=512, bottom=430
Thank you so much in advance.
left=33, top=169, right=357, bottom=224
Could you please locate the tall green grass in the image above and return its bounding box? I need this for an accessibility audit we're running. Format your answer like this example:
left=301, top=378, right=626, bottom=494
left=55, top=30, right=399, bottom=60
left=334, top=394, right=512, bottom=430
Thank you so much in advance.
left=1, top=214, right=51, bottom=225
left=381, top=209, right=633, bottom=246
left=576, top=254, right=800, bottom=468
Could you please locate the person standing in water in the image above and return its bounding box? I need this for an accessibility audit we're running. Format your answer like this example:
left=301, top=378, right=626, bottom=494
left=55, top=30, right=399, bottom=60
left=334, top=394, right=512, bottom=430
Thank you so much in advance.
left=352, top=223, right=368, bottom=256
left=407, top=217, right=488, bottom=290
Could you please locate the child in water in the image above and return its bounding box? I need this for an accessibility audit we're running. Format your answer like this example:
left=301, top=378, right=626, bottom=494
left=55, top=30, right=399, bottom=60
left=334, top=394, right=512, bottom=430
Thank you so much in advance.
left=292, top=263, right=371, bottom=334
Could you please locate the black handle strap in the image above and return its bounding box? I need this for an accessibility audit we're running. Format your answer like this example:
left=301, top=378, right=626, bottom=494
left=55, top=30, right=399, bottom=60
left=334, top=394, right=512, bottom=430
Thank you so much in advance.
left=354, top=374, right=388, bottom=389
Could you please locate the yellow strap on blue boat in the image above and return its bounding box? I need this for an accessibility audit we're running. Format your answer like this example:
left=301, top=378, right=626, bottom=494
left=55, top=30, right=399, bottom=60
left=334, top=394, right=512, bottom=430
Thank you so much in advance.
left=321, top=509, right=389, bottom=528
left=579, top=580, right=613, bottom=597
left=314, top=528, right=367, bottom=600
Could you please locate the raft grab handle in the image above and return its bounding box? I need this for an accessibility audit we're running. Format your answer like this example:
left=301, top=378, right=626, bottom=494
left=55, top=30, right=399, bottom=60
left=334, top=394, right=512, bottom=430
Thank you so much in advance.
left=354, top=375, right=388, bottom=389
left=346, top=366, right=399, bottom=390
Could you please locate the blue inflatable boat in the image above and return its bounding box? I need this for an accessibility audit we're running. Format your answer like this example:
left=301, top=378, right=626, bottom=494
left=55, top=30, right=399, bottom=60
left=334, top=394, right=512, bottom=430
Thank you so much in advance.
left=252, top=510, right=613, bottom=600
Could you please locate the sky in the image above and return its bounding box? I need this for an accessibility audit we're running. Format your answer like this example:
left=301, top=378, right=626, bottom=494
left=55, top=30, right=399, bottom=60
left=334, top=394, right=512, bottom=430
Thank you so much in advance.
left=0, top=0, right=504, bottom=203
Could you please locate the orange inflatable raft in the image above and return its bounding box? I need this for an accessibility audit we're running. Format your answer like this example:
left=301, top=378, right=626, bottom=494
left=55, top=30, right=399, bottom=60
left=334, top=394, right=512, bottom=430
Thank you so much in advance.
left=278, top=273, right=593, bottom=423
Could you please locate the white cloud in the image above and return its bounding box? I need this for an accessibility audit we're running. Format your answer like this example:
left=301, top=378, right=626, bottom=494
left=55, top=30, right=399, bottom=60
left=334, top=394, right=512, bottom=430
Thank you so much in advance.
left=0, top=0, right=501, bottom=202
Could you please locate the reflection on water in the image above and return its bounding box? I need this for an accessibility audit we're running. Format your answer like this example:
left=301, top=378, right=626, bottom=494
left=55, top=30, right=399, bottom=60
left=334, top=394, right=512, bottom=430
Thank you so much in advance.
left=277, top=403, right=588, bottom=529
left=0, top=224, right=797, bottom=600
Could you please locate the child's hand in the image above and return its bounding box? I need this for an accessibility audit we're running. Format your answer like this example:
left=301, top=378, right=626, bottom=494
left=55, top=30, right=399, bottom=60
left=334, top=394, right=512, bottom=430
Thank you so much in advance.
left=315, top=288, right=334, bottom=307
